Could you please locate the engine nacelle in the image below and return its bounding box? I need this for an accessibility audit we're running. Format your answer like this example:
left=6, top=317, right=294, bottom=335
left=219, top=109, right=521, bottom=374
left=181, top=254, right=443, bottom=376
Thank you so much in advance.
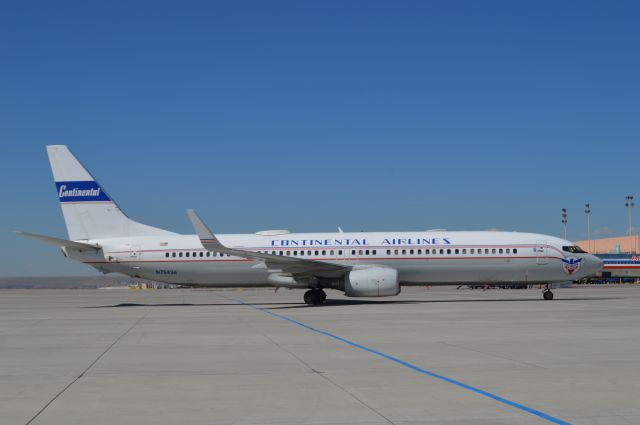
left=344, top=267, right=400, bottom=297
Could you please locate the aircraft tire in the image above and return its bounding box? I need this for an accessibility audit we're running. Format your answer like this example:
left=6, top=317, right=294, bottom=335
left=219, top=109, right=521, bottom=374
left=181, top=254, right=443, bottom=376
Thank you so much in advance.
left=318, top=289, right=327, bottom=303
left=303, top=290, right=314, bottom=305
left=543, top=290, right=554, bottom=301
left=303, top=289, right=325, bottom=306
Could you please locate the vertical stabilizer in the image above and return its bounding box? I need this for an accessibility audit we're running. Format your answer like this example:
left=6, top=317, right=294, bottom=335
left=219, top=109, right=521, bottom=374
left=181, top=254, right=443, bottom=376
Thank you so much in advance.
left=47, top=145, right=175, bottom=240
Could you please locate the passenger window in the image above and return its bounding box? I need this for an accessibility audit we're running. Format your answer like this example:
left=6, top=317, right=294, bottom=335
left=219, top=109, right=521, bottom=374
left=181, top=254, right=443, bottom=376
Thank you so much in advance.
left=192, top=252, right=196, bottom=257
left=186, top=252, right=190, bottom=257
left=499, top=249, right=503, bottom=254
left=359, top=250, right=363, bottom=255
left=372, top=250, right=376, bottom=255
left=417, top=249, right=422, bottom=255
left=440, top=249, right=444, bottom=254
left=513, top=248, right=517, bottom=254
left=322, top=250, right=327, bottom=255
left=394, top=249, right=399, bottom=255
left=432, top=249, right=437, bottom=254
left=315, top=250, right=319, bottom=256
left=447, top=249, right=451, bottom=254
left=286, top=251, right=291, bottom=256
left=454, top=249, right=459, bottom=254
left=172, top=252, right=176, bottom=258
left=365, top=250, right=369, bottom=255
left=506, top=249, right=510, bottom=254
left=199, top=252, right=204, bottom=257
left=279, top=251, right=283, bottom=256
left=484, top=249, right=489, bottom=254
left=387, top=250, right=391, bottom=255
left=492, top=248, right=496, bottom=254
left=470, top=249, right=474, bottom=254
left=462, top=249, right=467, bottom=254
left=179, top=252, right=183, bottom=257
left=352, top=250, right=356, bottom=255
left=338, top=250, right=343, bottom=255
left=402, top=249, right=407, bottom=255
left=410, top=249, right=414, bottom=255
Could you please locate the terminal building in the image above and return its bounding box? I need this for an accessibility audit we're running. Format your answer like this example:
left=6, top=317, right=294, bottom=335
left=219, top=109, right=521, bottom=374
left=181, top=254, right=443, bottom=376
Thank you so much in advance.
left=575, top=235, right=640, bottom=281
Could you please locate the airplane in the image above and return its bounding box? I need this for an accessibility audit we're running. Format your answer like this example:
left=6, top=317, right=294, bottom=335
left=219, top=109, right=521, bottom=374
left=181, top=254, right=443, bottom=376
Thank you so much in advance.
left=17, top=145, right=603, bottom=305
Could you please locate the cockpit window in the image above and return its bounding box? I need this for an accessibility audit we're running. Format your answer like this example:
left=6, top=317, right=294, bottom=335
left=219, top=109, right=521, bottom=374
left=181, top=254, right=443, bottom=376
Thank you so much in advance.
left=563, top=246, right=587, bottom=254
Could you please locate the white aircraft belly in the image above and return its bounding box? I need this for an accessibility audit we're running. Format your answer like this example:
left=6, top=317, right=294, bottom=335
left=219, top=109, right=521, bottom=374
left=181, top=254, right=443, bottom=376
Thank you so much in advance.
left=122, top=260, right=271, bottom=286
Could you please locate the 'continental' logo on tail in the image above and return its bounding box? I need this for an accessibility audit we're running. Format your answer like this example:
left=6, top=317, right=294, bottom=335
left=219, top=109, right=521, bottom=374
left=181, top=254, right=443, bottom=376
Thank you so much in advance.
left=56, top=181, right=111, bottom=203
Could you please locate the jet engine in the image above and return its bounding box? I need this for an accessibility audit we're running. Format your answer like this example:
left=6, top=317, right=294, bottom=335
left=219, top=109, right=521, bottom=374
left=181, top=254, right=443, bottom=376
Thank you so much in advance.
left=344, top=267, right=400, bottom=297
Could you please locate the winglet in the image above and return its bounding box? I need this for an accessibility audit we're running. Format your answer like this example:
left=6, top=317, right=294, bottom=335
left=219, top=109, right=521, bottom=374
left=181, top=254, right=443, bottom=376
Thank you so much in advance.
left=186, top=210, right=349, bottom=276
left=186, top=209, right=227, bottom=252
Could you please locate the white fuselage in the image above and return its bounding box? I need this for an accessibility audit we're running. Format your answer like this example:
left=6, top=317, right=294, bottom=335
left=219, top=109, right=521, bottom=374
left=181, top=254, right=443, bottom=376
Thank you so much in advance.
left=70, top=230, right=603, bottom=288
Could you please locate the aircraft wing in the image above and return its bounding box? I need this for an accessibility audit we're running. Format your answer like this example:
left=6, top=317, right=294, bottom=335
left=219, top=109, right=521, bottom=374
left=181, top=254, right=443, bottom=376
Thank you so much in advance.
left=186, top=210, right=349, bottom=277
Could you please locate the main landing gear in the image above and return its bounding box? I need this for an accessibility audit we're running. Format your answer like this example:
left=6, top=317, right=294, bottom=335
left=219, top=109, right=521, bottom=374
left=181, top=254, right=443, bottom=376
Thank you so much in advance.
left=542, top=284, right=554, bottom=300
left=303, top=289, right=327, bottom=306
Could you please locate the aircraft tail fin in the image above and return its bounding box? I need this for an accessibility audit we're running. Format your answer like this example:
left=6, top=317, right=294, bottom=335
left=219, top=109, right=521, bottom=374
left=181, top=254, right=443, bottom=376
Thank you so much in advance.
left=46, top=145, right=176, bottom=241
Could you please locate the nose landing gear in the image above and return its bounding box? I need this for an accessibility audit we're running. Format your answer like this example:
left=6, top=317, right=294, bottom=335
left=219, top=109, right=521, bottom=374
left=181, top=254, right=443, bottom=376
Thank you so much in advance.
left=303, top=289, right=327, bottom=305
left=542, top=284, right=554, bottom=300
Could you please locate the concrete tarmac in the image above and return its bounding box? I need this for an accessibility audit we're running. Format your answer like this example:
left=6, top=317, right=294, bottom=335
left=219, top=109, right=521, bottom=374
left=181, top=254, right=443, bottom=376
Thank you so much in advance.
left=1, top=286, right=639, bottom=425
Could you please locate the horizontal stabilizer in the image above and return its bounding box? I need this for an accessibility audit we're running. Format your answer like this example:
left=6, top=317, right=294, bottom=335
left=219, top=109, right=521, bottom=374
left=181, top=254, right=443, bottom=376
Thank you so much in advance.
left=15, top=231, right=101, bottom=250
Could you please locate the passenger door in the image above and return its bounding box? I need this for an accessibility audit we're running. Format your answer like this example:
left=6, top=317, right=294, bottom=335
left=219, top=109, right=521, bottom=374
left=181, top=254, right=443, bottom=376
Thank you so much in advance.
left=535, top=240, right=547, bottom=265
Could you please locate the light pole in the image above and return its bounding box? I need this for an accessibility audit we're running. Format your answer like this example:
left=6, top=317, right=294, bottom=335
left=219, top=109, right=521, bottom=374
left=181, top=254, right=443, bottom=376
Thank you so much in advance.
left=562, top=208, right=567, bottom=240
left=585, top=203, right=591, bottom=252
left=626, top=196, right=634, bottom=236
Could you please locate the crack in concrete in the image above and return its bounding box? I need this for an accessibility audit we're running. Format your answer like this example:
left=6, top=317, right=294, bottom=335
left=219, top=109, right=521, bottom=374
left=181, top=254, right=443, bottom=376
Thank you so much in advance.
left=25, top=308, right=153, bottom=425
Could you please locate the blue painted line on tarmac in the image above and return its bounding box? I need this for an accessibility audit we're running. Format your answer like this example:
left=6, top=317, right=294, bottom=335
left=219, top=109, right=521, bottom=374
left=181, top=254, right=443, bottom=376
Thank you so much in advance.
left=222, top=294, right=572, bottom=425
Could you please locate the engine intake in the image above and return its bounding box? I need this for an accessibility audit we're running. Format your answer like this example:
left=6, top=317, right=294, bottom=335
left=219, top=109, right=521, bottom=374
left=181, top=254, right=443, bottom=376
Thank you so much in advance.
left=344, top=267, right=400, bottom=297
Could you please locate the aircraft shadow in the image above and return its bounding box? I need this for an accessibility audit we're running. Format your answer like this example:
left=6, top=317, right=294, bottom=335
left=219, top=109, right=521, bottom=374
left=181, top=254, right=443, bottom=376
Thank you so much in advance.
left=266, top=296, right=625, bottom=310
left=85, top=296, right=625, bottom=309
left=84, top=302, right=301, bottom=308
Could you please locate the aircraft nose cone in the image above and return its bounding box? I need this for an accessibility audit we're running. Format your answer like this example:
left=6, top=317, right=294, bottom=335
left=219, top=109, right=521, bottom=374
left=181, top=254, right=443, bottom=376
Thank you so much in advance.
left=587, top=254, right=604, bottom=274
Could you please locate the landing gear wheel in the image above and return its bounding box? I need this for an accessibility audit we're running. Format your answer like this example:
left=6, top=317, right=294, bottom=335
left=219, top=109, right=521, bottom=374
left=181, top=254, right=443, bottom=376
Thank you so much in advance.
left=303, top=289, right=326, bottom=305
left=318, top=289, right=326, bottom=303
left=303, top=290, right=313, bottom=305
left=543, top=290, right=554, bottom=300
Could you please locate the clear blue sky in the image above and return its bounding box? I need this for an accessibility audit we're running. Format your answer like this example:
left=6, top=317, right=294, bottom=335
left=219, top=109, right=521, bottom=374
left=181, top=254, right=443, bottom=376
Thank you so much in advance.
left=1, top=1, right=638, bottom=276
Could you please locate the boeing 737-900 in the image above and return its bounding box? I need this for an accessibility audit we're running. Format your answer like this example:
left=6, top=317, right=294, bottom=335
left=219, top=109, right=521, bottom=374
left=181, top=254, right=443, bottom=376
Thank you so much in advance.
left=17, top=146, right=603, bottom=305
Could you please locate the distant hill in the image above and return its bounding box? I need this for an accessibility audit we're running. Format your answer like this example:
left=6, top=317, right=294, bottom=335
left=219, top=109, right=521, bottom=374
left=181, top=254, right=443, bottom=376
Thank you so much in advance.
left=0, top=275, right=153, bottom=289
